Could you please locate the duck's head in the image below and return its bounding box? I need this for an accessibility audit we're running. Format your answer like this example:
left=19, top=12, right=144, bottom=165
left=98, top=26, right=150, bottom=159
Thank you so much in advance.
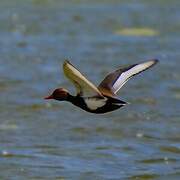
left=44, top=88, right=69, bottom=101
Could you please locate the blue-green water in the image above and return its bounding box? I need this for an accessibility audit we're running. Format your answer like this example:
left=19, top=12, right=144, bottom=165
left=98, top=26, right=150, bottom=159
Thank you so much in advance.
left=0, top=0, right=179, bottom=179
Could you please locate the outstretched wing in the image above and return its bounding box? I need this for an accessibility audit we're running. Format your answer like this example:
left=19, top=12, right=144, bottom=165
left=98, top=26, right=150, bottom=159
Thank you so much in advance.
left=98, top=59, right=158, bottom=95
left=63, top=60, right=103, bottom=97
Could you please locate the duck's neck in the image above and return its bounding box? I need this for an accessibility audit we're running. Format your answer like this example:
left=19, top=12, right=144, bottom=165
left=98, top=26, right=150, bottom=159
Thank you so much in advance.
left=66, top=93, right=83, bottom=107
left=66, top=93, right=77, bottom=103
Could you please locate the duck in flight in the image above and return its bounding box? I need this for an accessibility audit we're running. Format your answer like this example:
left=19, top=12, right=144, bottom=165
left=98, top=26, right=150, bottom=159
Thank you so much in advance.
left=45, top=59, right=158, bottom=114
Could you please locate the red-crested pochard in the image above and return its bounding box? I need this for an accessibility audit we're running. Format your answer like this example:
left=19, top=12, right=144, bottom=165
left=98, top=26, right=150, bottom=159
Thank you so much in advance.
left=45, top=59, right=158, bottom=114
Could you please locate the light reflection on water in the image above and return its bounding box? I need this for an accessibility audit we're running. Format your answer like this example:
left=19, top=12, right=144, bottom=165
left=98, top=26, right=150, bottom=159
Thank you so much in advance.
left=0, top=0, right=179, bottom=179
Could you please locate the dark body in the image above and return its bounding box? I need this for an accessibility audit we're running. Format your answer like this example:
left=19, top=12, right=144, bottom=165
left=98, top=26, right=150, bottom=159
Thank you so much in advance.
left=67, top=95, right=125, bottom=114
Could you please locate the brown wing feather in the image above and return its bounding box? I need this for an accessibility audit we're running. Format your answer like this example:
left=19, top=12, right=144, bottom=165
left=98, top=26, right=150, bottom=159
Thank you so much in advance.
left=98, top=64, right=136, bottom=96
left=98, top=59, right=158, bottom=95
left=63, top=60, right=103, bottom=97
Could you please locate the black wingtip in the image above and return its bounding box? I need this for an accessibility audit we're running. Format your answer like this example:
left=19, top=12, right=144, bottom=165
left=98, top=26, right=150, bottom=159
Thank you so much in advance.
left=150, top=59, right=159, bottom=68
left=64, top=59, right=71, bottom=64
left=63, top=59, right=74, bottom=68
left=153, top=59, right=159, bottom=64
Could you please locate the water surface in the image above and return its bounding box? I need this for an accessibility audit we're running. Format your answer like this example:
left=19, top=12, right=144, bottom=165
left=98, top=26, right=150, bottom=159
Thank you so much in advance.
left=0, top=0, right=179, bottom=179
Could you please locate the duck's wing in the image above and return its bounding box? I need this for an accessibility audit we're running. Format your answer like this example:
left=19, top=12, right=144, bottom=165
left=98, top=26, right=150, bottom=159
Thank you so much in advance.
left=98, top=59, right=158, bottom=95
left=63, top=60, right=103, bottom=97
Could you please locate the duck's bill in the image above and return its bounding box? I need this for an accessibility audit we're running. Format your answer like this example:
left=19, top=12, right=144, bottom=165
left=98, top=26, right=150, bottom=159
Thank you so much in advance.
left=44, top=95, right=53, bottom=99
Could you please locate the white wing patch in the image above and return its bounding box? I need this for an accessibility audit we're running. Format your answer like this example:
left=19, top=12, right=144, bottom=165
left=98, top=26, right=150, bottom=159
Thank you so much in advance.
left=113, top=60, right=157, bottom=93
left=85, top=98, right=107, bottom=110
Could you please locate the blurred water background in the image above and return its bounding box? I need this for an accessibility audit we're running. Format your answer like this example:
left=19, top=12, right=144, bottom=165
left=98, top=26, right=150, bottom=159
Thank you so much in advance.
left=0, top=0, right=179, bottom=179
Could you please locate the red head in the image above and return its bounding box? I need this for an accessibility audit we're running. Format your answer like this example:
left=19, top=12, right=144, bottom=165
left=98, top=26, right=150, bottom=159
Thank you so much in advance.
left=44, top=88, right=69, bottom=101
